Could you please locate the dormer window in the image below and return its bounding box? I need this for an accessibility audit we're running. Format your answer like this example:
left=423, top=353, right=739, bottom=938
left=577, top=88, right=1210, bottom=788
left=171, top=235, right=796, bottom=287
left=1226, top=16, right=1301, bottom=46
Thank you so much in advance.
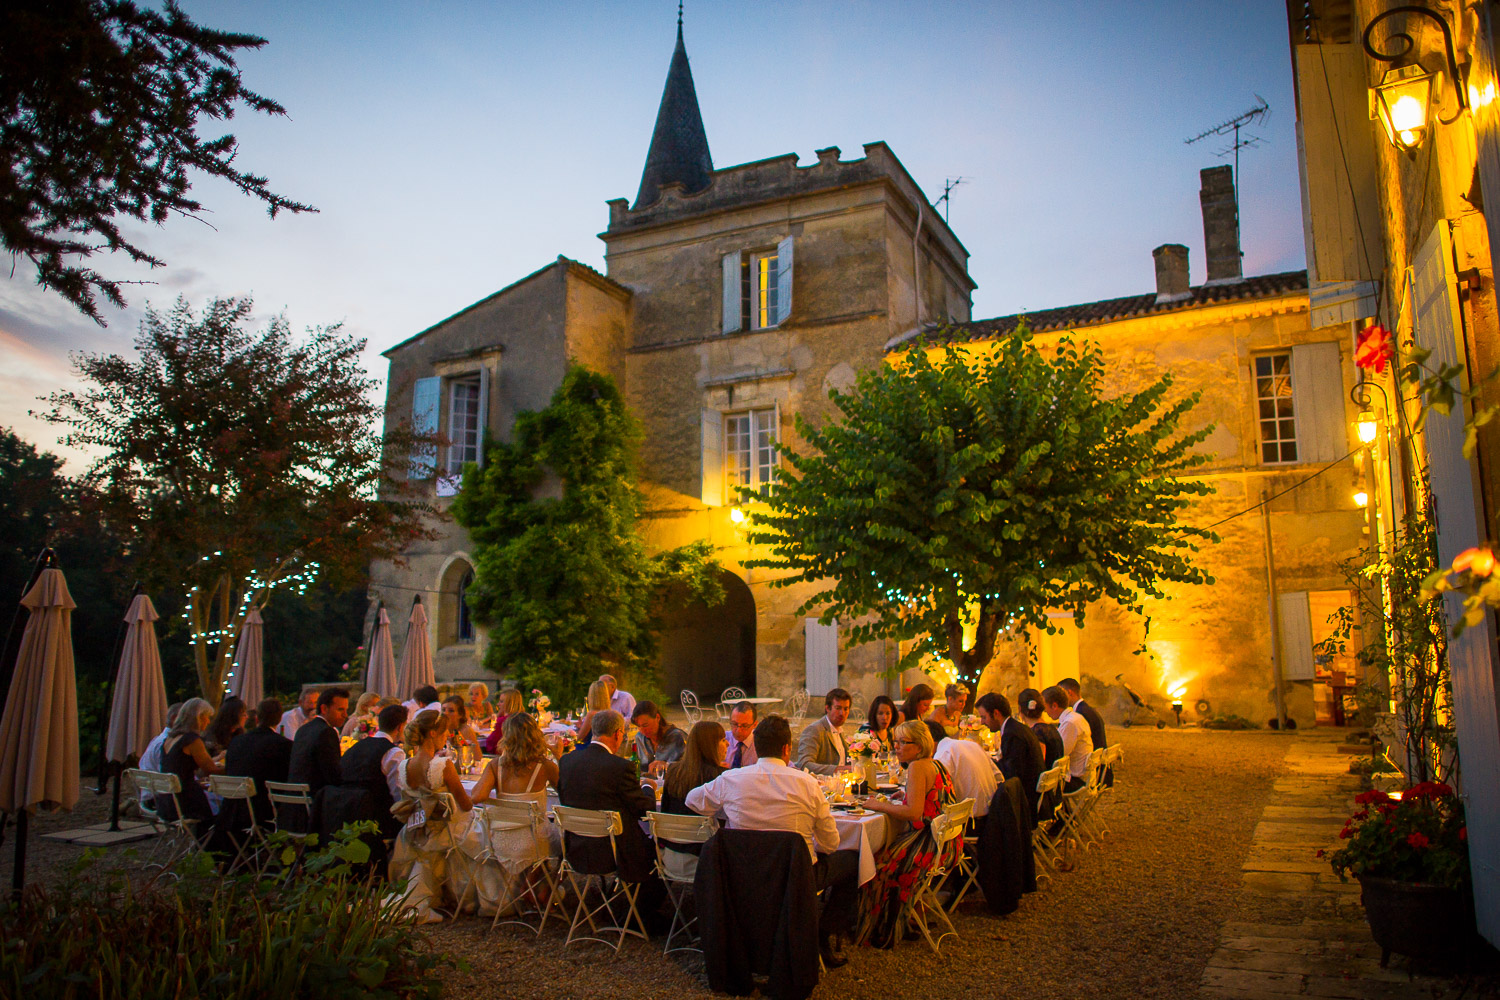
left=722, top=237, right=793, bottom=333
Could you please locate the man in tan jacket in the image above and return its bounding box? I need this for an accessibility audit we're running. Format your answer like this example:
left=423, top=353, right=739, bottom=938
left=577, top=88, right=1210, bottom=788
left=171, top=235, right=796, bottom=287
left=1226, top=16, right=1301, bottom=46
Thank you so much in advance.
left=796, top=688, right=854, bottom=776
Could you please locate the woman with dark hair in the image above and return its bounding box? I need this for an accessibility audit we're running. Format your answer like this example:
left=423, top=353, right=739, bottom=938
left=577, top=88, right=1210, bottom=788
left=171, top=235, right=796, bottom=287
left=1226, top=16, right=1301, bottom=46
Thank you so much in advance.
left=1018, top=687, right=1064, bottom=766
left=203, top=696, right=247, bottom=757
left=901, top=683, right=946, bottom=747
left=858, top=695, right=898, bottom=752
left=662, top=720, right=726, bottom=816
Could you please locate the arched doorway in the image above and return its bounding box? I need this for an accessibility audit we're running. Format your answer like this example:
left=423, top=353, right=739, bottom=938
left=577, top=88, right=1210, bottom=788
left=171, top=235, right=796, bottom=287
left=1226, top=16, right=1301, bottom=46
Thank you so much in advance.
left=655, top=569, right=756, bottom=700
left=437, top=555, right=476, bottom=648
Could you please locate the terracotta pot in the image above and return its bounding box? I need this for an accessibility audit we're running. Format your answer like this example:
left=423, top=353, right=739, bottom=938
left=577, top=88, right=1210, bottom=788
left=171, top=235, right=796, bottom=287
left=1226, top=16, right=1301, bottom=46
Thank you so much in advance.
left=1357, top=874, right=1476, bottom=967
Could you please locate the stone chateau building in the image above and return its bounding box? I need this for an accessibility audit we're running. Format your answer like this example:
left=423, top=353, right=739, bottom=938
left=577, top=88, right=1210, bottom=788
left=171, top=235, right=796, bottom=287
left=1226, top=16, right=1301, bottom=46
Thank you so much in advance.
left=370, top=22, right=1365, bottom=727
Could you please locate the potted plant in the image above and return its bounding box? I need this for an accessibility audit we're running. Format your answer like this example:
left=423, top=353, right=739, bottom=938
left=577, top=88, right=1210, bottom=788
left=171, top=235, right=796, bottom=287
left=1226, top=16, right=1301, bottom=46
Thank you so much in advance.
left=1323, top=783, right=1474, bottom=966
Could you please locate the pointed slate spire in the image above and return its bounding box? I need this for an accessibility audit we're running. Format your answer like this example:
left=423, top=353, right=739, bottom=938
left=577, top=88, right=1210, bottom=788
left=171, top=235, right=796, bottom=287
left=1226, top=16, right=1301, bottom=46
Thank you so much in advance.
left=634, top=15, right=713, bottom=209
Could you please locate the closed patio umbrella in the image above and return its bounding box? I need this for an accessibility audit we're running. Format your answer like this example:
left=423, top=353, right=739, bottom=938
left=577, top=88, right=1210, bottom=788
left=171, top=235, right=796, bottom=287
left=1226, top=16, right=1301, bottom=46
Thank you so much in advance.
left=105, top=593, right=167, bottom=764
left=365, top=606, right=398, bottom=699
left=0, top=562, right=80, bottom=892
left=396, top=596, right=434, bottom=699
left=228, top=606, right=264, bottom=707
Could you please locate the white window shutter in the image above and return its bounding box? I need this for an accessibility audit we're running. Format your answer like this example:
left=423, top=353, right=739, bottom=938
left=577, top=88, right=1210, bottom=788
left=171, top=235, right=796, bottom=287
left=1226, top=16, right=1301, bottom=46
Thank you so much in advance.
left=722, top=251, right=742, bottom=334
left=701, top=408, right=724, bottom=506
left=409, top=376, right=440, bottom=480
left=1277, top=591, right=1315, bottom=680
left=775, top=236, right=794, bottom=326
left=1290, top=341, right=1345, bottom=462
left=475, top=365, right=490, bottom=468
left=805, top=618, right=839, bottom=695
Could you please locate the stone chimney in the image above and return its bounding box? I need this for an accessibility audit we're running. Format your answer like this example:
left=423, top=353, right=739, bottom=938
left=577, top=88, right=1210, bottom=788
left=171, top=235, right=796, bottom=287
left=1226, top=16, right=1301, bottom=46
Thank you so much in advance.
left=1153, top=244, right=1191, bottom=303
left=1200, top=165, right=1242, bottom=284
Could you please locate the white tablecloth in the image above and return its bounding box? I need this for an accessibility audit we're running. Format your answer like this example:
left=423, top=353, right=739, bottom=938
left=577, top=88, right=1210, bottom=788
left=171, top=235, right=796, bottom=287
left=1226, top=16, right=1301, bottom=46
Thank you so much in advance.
left=833, top=809, right=891, bottom=885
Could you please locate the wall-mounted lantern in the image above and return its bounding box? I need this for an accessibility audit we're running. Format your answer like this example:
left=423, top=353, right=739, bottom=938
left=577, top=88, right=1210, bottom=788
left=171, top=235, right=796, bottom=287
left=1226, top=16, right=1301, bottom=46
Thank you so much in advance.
left=1363, top=5, right=1469, bottom=153
left=1357, top=410, right=1380, bottom=444
left=1354, top=489, right=1371, bottom=508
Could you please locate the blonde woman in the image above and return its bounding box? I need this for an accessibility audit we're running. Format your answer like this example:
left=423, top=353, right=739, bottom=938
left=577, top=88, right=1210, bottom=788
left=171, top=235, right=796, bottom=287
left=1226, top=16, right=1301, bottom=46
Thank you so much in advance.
left=858, top=719, right=958, bottom=947
left=470, top=714, right=561, bottom=855
left=467, top=682, right=496, bottom=728
left=575, top=679, right=611, bottom=746
left=390, top=710, right=485, bottom=922
left=927, top=682, right=970, bottom=738
left=482, top=688, right=526, bottom=754
left=341, top=691, right=383, bottom=738
left=157, top=697, right=222, bottom=834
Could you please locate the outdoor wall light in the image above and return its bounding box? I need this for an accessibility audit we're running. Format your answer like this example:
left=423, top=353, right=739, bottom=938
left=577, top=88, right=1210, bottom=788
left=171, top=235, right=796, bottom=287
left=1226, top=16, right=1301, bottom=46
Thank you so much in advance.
left=728, top=506, right=745, bottom=524
left=1364, top=5, right=1469, bottom=153
left=1357, top=410, right=1379, bottom=444
left=1354, top=490, right=1371, bottom=508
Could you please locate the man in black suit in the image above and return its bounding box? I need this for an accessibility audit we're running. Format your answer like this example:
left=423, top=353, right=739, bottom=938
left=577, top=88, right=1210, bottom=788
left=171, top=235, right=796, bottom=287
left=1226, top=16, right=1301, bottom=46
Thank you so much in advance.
left=975, top=692, right=1043, bottom=824
left=557, top=708, right=665, bottom=924
left=288, top=687, right=349, bottom=796
left=338, top=703, right=408, bottom=843
left=222, top=697, right=292, bottom=833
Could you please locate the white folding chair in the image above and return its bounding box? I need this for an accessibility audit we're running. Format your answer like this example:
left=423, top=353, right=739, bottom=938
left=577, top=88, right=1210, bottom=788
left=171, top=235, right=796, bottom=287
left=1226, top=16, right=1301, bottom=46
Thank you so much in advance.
left=648, top=810, right=719, bottom=954
left=264, top=780, right=315, bottom=873
left=1032, top=761, right=1069, bottom=879
left=130, top=770, right=204, bottom=872
left=476, top=799, right=559, bottom=936
left=1057, top=751, right=1102, bottom=859
left=207, top=774, right=263, bottom=873
left=680, top=690, right=705, bottom=724
left=549, top=805, right=648, bottom=952
left=944, top=799, right=982, bottom=914
left=897, top=797, right=972, bottom=953
left=1075, top=748, right=1114, bottom=846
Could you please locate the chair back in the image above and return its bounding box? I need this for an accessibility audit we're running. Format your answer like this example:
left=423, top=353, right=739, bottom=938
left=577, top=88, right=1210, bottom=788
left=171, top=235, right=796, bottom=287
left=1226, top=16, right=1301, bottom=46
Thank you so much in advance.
left=680, top=690, right=704, bottom=724
left=719, top=687, right=747, bottom=703
left=934, top=797, right=974, bottom=849
left=1106, top=744, right=1124, bottom=767
left=478, top=797, right=545, bottom=833
left=648, top=810, right=717, bottom=847
left=553, top=805, right=623, bottom=839
left=126, top=768, right=180, bottom=797
left=209, top=775, right=256, bottom=800
left=265, top=780, right=312, bottom=808
left=1036, top=760, right=1067, bottom=796
left=1085, top=748, right=1108, bottom=791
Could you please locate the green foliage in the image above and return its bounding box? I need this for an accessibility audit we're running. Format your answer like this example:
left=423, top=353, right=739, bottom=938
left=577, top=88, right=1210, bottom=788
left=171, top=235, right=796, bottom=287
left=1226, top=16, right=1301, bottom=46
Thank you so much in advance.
left=745, top=328, right=1216, bottom=684
left=1325, top=784, right=1470, bottom=889
left=0, top=0, right=314, bottom=322
left=453, top=365, right=722, bottom=709
left=0, top=826, right=455, bottom=999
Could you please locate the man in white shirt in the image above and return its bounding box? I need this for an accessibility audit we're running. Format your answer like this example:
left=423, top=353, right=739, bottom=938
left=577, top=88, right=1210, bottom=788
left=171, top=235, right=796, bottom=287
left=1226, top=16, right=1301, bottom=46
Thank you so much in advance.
left=137, top=701, right=181, bottom=807
left=934, top=734, right=1000, bottom=818
left=601, top=674, right=635, bottom=720
left=687, top=714, right=859, bottom=967
left=1043, top=685, right=1094, bottom=791
left=401, top=685, right=442, bottom=717
left=376, top=705, right=409, bottom=803
left=277, top=689, right=317, bottom=740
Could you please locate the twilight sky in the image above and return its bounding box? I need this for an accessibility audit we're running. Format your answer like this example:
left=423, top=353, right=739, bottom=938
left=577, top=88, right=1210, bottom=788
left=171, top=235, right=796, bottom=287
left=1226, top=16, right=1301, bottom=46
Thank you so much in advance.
left=1, top=0, right=1305, bottom=466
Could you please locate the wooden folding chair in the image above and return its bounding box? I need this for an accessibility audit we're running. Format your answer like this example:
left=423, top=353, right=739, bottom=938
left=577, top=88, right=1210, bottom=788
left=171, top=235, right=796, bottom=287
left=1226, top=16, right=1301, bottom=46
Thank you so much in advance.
left=548, top=805, right=648, bottom=952
left=476, top=799, right=559, bottom=936
left=897, top=797, right=973, bottom=953
left=944, top=800, right=982, bottom=913
left=1032, top=761, right=1069, bottom=880
left=130, top=770, right=204, bottom=872
left=648, top=810, right=719, bottom=954
left=264, top=780, right=315, bottom=874
left=207, top=774, right=264, bottom=873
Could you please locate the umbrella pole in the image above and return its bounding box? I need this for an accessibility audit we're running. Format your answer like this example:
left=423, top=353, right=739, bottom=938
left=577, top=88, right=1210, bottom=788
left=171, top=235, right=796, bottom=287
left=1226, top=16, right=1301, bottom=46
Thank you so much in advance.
left=11, top=810, right=26, bottom=901
left=108, top=767, right=124, bottom=832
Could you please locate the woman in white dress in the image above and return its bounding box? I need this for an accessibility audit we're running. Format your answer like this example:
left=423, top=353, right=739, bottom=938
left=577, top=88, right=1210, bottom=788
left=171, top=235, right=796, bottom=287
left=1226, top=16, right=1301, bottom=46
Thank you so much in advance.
left=468, top=713, right=562, bottom=911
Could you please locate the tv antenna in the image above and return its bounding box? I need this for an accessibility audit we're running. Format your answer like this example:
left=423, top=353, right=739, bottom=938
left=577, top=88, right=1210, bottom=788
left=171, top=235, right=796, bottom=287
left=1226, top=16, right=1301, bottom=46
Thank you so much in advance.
left=935, top=177, right=968, bottom=224
left=1186, top=95, right=1270, bottom=189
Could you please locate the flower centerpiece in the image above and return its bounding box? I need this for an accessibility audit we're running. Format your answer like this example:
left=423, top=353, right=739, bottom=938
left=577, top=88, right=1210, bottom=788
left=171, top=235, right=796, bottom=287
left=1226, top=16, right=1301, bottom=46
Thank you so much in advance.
left=845, top=733, right=879, bottom=786
left=1323, top=783, right=1474, bottom=965
left=958, top=714, right=992, bottom=749
left=530, top=688, right=553, bottom=729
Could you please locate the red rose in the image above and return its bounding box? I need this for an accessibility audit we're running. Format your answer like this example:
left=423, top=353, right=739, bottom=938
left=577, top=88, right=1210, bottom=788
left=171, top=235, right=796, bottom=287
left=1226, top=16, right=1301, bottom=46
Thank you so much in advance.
left=1355, top=323, right=1394, bottom=374
left=1316, top=849, right=1326, bottom=858
left=1406, top=832, right=1430, bottom=849
left=1340, top=827, right=1352, bottom=839
left=1356, top=790, right=1390, bottom=805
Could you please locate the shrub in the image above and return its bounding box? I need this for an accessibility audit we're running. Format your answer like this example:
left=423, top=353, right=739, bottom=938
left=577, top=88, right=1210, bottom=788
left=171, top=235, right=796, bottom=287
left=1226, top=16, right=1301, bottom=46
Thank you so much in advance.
left=1323, top=783, right=1470, bottom=889
left=0, top=826, right=454, bottom=999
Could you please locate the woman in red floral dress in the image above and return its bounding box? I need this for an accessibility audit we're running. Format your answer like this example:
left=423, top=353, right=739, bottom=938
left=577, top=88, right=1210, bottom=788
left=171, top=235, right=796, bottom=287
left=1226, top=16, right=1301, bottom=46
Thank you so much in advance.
left=856, top=718, right=958, bottom=947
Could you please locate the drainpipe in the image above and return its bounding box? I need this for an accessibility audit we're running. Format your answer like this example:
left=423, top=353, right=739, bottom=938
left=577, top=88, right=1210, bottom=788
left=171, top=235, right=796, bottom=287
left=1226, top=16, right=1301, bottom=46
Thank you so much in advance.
left=1260, top=486, right=1290, bottom=730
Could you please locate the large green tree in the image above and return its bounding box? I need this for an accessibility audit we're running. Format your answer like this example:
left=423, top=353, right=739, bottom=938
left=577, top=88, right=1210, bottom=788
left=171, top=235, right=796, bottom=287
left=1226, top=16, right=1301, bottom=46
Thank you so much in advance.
left=453, top=365, right=722, bottom=710
left=39, top=296, right=433, bottom=703
left=1, top=0, right=313, bottom=322
left=746, top=328, right=1217, bottom=687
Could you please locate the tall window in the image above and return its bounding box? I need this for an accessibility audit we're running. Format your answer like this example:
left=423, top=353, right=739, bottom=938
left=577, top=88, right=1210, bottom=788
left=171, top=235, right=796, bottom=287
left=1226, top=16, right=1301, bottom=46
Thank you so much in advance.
left=1255, top=353, right=1298, bottom=464
left=457, top=569, right=475, bottom=643
left=447, top=376, right=482, bottom=474
left=742, top=250, right=779, bottom=330
left=725, top=408, right=779, bottom=497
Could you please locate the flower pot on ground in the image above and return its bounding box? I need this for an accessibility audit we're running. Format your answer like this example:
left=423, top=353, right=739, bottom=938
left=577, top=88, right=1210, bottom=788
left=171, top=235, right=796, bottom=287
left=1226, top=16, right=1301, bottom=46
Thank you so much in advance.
left=1324, top=783, right=1475, bottom=967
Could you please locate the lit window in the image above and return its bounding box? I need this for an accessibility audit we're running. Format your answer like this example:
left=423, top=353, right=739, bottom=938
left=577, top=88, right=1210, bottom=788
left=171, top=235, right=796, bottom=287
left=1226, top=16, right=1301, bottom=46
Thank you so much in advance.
left=1255, top=354, right=1298, bottom=464
left=742, top=250, right=780, bottom=330
left=725, top=408, right=779, bottom=497
left=446, top=376, right=482, bottom=474
left=457, top=569, right=475, bottom=643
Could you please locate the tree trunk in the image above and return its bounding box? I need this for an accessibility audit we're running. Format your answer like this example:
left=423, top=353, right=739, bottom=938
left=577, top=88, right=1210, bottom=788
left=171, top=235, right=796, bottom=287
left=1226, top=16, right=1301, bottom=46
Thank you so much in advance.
left=945, top=607, right=1002, bottom=690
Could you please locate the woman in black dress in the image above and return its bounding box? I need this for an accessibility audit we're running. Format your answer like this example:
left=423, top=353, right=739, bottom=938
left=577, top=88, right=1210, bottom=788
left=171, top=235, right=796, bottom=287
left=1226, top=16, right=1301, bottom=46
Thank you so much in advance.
left=203, top=696, right=246, bottom=757
left=157, top=697, right=224, bottom=837
left=1018, top=687, right=1064, bottom=766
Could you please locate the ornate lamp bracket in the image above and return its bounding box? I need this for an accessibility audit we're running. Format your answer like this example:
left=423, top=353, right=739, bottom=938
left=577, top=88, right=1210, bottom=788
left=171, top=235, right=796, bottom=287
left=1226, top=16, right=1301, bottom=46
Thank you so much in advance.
left=1363, top=5, right=1469, bottom=124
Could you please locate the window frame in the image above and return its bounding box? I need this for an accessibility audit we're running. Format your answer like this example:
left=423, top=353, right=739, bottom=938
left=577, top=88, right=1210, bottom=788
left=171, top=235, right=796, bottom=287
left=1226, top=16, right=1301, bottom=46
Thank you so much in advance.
left=1254, top=352, right=1300, bottom=465
left=743, top=248, right=780, bottom=331
left=723, top=406, right=780, bottom=498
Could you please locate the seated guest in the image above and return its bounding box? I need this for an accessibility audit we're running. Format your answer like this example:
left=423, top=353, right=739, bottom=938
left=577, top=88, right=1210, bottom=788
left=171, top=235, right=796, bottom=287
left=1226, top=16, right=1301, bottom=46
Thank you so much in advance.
left=390, top=710, right=482, bottom=922
left=1058, top=677, right=1108, bottom=755
left=858, top=695, right=898, bottom=753
left=467, top=682, right=496, bottom=728
left=574, top=679, right=612, bottom=746
left=441, top=696, right=480, bottom=746
left=469, top=712, right=562, bottom=878
left=662, top=720, right=726, bottom=815
left=900, top=683, right=946, bottom=748
left=223, top=698, right=293, bottom=831
left=341, top=692, right=383, bottom=738
left=403, top=685, right=441, bottom=716
left=158, top=698, right=222, bottom=836
left=976, top=692, right=1043, bottom=819
left=1042, top=685, right=1094, bottom=791
left=557, top=709, right=663, bottom=919
left=857, top=720, right=958, bottom=947
left=686, top=715, right=859, bottom=968
left=204, top=696, right=247, bottom=757
left=725, top=702, right=758, bottom=769
left=288, top=687, right=350, bottom=795
left=277, top=689, right=318, bottom=740
left=933, top=728, right=999, bottom=819
left=338, top=702, right=409, bottom=845
left=481, top=687, right=525, bottom=755
left=632, top=701, right=687, bottom=775
left=601, top=673, right=636, bottom=719
left=795, top=688, right=854, bottom=775
left=927, top=682, right=970, bottom=738
left=1018, top=687, right=1064, bottom=767
left=138, top=701, right=182, bottom=808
